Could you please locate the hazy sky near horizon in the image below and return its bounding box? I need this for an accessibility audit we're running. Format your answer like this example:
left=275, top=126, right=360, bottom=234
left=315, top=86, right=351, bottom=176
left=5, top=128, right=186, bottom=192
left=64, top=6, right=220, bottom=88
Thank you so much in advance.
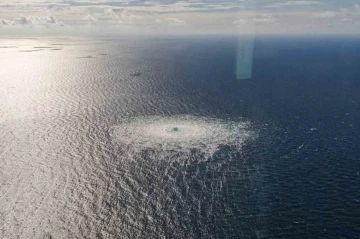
left=0, top=0, right=359, bottom=35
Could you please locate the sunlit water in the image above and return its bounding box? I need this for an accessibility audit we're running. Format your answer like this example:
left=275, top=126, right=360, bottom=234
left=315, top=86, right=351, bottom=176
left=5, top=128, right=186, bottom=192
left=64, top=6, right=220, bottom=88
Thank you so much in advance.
left=1, top=36, right=359, bottom=238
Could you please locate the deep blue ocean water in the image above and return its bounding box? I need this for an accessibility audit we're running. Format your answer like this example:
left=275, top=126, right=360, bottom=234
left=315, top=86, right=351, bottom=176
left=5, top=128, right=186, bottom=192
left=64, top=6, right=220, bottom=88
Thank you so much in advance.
left=182, top=35, right=360, bottom=238
left=0, top=35, right=359, bottom=238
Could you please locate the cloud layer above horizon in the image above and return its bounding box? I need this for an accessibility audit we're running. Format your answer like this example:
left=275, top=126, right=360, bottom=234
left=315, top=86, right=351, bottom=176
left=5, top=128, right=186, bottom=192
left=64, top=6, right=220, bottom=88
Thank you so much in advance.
left=0, top=0, right=359, bottom=35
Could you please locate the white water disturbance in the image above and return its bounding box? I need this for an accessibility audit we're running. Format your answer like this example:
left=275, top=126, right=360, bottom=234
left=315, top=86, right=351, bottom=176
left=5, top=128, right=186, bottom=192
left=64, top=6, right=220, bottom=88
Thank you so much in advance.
left=111, top=115, right=254, bottom=159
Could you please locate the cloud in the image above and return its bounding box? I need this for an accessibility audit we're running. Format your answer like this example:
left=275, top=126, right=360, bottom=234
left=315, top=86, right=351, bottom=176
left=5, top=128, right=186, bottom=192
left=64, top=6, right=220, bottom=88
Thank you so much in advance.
left=233, top=19, right=247, bottom=26
left=0, top=19, right=14, bottom=26
left=233, top=15, right=276, bottom=26
left=267, top=1, right=322, bottom=8
left=0, top=15, right=64, bottom=28
left=312, top=11, right=338, bottom=19
left=104, top=8, right=119, bottom=20
left=167, top=17, right=186, bottom=26
left=1, top=1, right=360, bottom=35
left=254, top=18, right=276, bottom=24
left=312, top=4, right=360, bottom=22
left=119, top=9, right=143, bottom=23
left=354, top=4, right=360, bottom=16
left=83, top=15, right=98, bottom=24
left=80, top=7, right=143, bottom=26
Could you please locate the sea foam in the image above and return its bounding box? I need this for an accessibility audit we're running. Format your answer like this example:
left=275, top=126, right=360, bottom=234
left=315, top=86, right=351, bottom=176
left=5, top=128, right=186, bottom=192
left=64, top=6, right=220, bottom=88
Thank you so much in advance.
left=111, top=115, right=254, bottom=159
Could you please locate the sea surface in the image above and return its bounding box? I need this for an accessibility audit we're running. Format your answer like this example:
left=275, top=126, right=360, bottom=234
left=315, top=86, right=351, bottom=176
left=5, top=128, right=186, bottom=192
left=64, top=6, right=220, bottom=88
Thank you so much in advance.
left=0, top=35, right=359, bottom=238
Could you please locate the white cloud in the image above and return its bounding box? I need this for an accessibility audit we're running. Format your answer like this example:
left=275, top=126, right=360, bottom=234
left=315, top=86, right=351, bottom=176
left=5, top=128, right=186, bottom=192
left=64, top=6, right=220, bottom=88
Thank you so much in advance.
left=312, top=11, right=338, bottom=19
left=354, top=4, right=360, bottom=16
left=167, top=17, right=186, bottom=26
left=83, top=15, right=98, bottom=24
left=233, top=19, right=247, bottom=26
left=81, top=7, right=143, bottom=26
left=233, top=16, right=275, bottom=26
left=104, top=8, right=119, bottom=20
left=1, top=1, right=360, bottom=35
left=119, top=9, right=143, bottom=23
left=0, top=15, right=64, bottom=28
left=0, top=19, right=14, bottom=26
left=312, top=4, right=360, bottom=22
left=254, top=18, right=276, bottom=24
left=267, top=1, right=322, bottom=8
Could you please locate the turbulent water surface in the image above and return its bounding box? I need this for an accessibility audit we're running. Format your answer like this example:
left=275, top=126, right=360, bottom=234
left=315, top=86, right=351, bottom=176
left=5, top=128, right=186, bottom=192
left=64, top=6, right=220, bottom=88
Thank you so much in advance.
left=0, top=36, right=359, bottom=238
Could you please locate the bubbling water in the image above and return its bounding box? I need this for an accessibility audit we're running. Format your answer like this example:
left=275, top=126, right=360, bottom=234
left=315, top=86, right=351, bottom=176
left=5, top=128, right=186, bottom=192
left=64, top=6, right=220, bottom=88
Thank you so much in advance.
left=110, top=115, right=254, bottom=159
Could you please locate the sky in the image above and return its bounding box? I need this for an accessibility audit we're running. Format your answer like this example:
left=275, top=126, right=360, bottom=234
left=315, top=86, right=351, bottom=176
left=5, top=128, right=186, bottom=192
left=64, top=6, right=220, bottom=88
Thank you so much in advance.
left=0, top=0, right=360, bottom=35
